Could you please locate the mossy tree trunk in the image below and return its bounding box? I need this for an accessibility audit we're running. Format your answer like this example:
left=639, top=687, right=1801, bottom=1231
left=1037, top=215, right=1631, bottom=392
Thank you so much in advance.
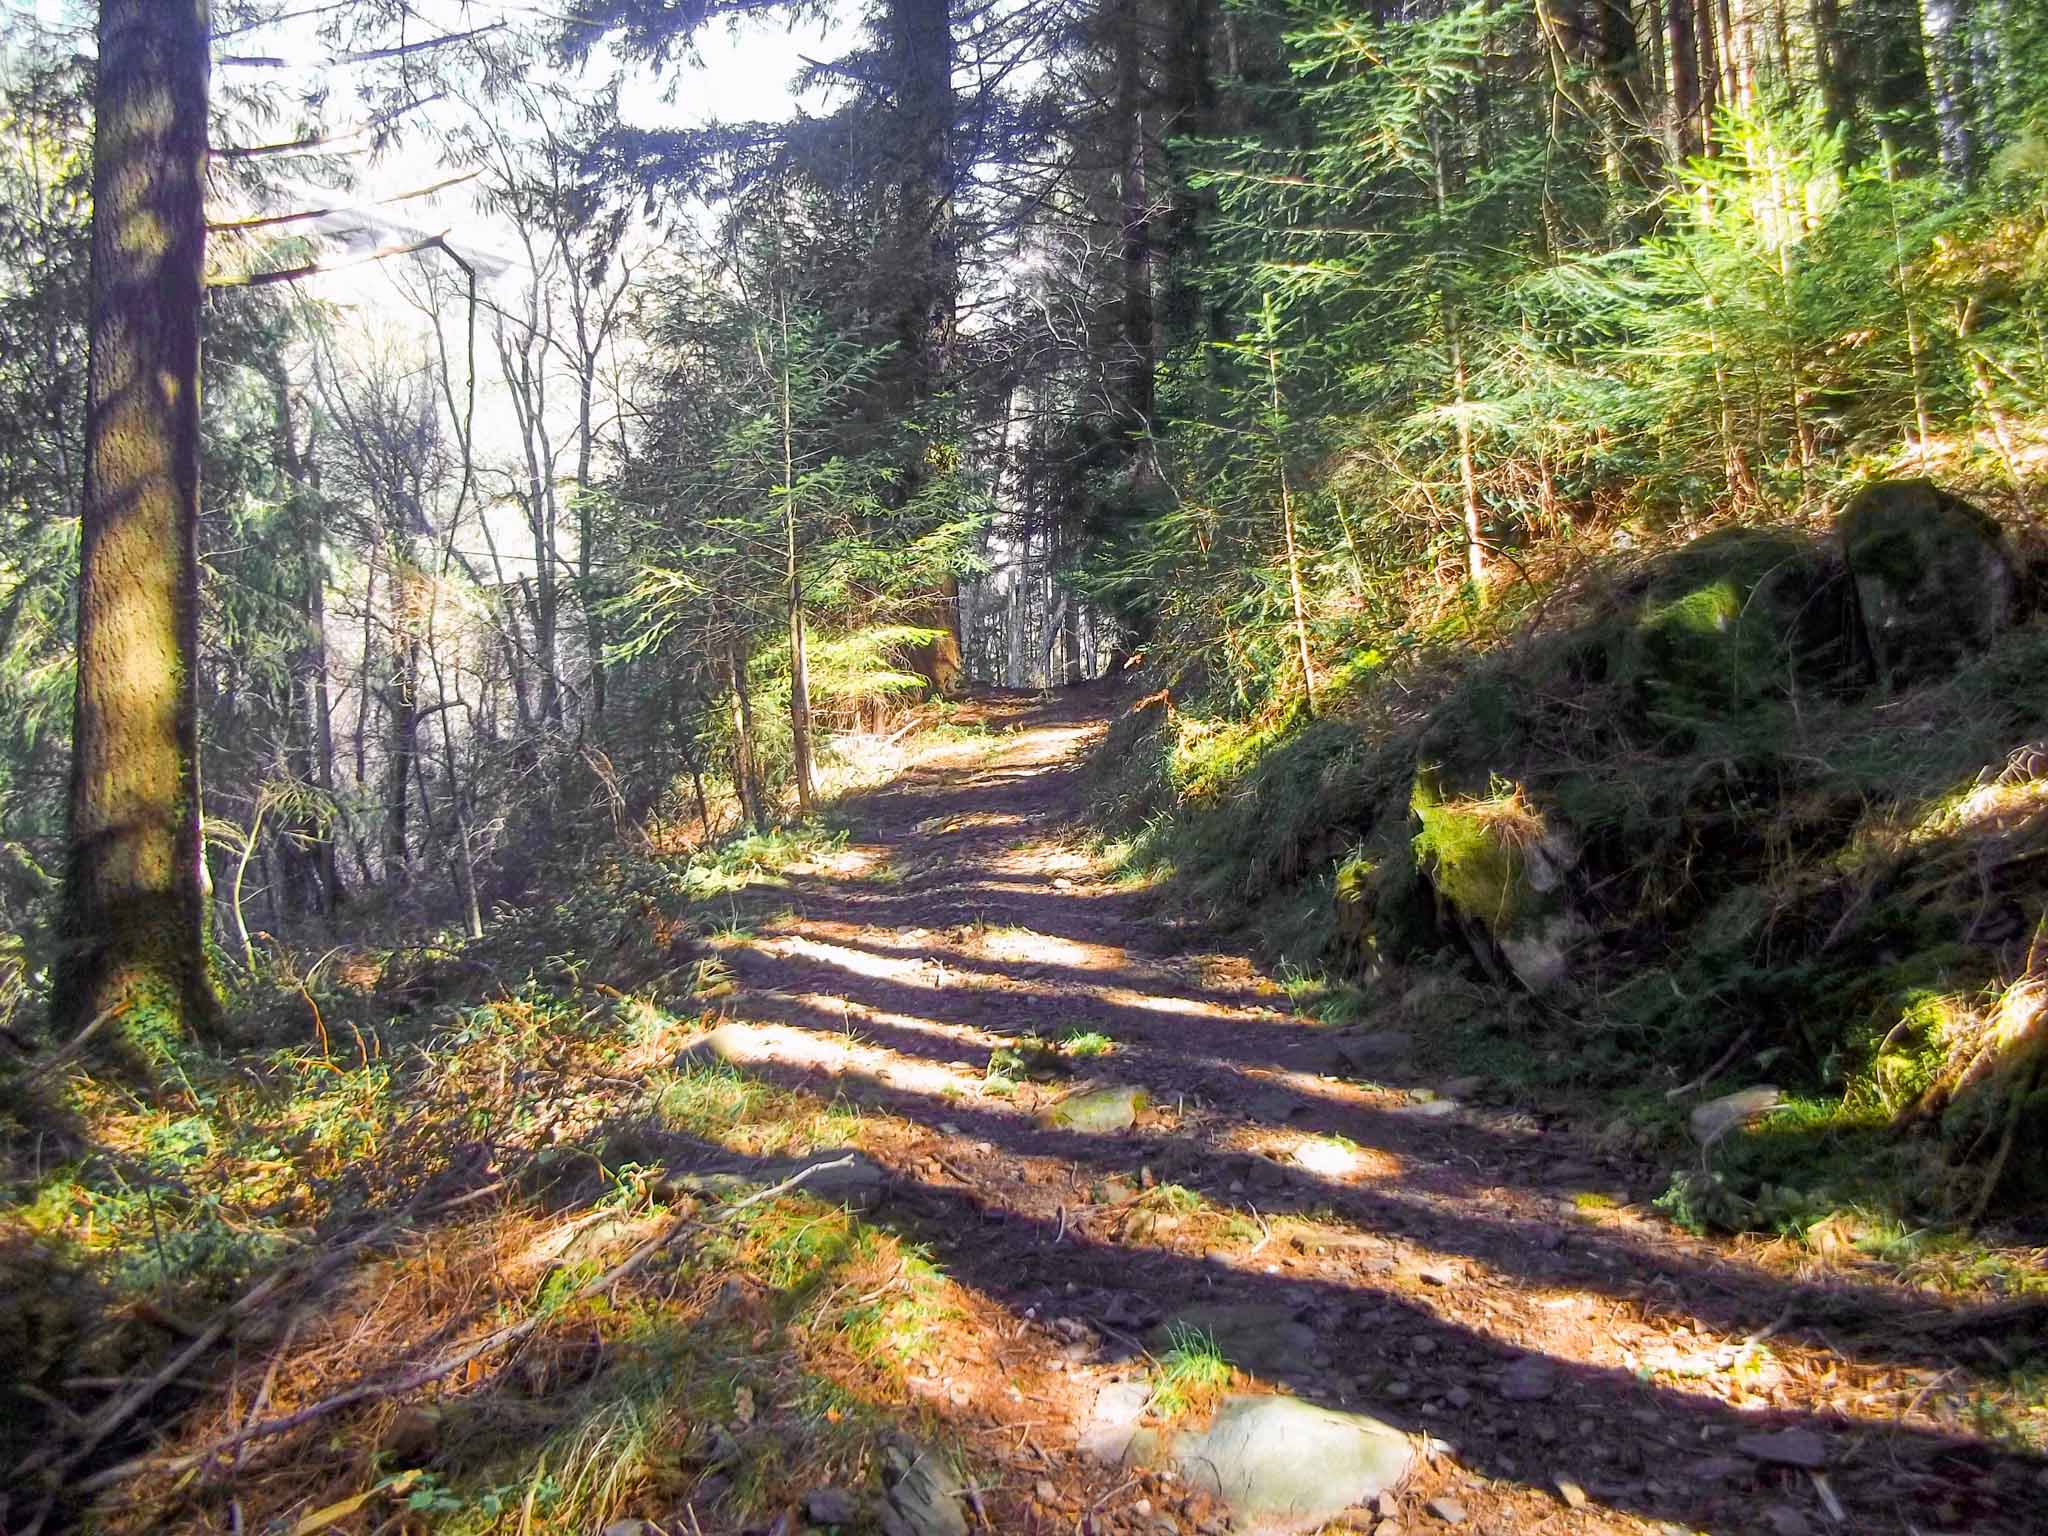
left=55, top=0, right=219, bottom=1051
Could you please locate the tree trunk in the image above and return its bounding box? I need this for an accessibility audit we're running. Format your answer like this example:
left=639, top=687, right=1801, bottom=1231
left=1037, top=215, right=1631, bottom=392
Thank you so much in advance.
left=887, top=0, right=966, bottom=695
left=55, top=0, right=219, bottom=1049
left=574, top=308, right=608, bottom=732
left=1927, top=0, right=1980, bottom=180
left=1696, top=0, right=1721, bottom=151
left=1811, top=0, right=1855, bottom=147
left=729, top=639, right=768, bottom=834
left=1872, top=0, right=1938, bottom=167
left=788, top=585, right=817, bottom=813
left=1427, top=119, right=1488, bottom=601
left=1596, top=0, right=1661, bottom=186
left=1263, top=296, right=1318, bottom=712
left=1113, top=0, right=1157, bottom=450
left=1666, top=0, right=1703, bottom=160
left=782, top=299, right=818, bottom=814
left=1159, top=0, right=1220, bottom=346
left=384, top=565, right=421, bottom=888
left=266, top=364, right=342, bottom=915
left=677, top=722, right=713, bottom=843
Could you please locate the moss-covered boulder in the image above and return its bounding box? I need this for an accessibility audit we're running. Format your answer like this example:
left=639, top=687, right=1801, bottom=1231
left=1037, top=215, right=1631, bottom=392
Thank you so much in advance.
left=1626, top=527, right=1850, bottom=715
left=1410, top=771, right=1586, bottom=992
left=1332, top=843, right=1440, bottom=973
left=1840, top=480, right=2014, bottom=687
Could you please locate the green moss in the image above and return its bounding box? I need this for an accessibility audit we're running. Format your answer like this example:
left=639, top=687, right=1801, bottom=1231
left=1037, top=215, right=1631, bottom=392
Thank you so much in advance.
left=1635, top=578, right=1747, bottom=700
left=1410, top=775, right=1529, bottom=931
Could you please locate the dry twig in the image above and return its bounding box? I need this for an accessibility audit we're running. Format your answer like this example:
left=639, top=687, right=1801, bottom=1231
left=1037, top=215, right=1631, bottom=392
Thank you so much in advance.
left=68, top=1157, right=854, bottom=1499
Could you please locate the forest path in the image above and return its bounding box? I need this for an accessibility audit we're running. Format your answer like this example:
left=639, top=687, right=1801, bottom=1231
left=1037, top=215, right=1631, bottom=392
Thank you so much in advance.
left=692, top=688, right=2042, bottom=1536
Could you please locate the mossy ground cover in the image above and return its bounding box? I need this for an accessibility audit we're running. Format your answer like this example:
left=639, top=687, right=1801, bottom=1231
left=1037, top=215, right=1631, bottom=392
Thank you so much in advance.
left=1090, top=516, right=2048, bottom=1238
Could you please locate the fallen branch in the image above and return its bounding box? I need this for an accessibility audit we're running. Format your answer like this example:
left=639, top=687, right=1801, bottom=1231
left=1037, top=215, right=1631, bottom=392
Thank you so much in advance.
left=12, top=1159, right=555, bottom=1518
left=71, top=1157, right=854, bottom=1496
left=18, top=1006, right=122, bottom=1086
left=1664, top=1029, right=1754, bottom=1101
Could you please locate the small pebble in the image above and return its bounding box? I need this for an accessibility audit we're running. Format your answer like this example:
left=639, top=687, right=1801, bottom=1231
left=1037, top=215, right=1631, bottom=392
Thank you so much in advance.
left=1426, top=1495, right=1467, bottom=1524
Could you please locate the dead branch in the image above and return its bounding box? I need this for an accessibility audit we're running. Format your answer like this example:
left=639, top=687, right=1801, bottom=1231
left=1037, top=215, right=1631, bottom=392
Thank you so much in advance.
left=1663, top=1029, right=1754, bottom=1101
left=69, top=1157, right=855, bottom=1497
left=214, top=92, right=448, bottom=160
left=18, top=1005, right=122, bottom=1087
left=218, top=22, right=505, bottom=70
left=207, top=171, right=480, bottom=234
left=208, top=232, right=457, bottom=290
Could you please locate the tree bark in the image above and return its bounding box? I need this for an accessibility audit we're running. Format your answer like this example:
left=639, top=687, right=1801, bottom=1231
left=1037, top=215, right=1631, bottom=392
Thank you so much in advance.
left=728, top=638, right=768, bottom=834
left=56, top=0, right=220, bottom=1048
left=887, top=0, right=966, bottom=694
left=1666, top=0, right=1703, bottom=161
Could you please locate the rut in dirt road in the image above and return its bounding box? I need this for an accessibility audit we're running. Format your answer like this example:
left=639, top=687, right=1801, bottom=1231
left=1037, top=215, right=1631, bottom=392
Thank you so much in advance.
left=682, top=687, right=2047, bottom=1536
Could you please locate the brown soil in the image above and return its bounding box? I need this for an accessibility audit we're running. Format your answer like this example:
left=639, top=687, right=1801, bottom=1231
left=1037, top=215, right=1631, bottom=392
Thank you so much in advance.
left=679, top=685, right=2046, bottom=1535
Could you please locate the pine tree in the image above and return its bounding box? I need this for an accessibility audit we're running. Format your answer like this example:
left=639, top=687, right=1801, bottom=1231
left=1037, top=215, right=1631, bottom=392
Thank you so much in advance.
left=54, top=0, right=219, bottom=1055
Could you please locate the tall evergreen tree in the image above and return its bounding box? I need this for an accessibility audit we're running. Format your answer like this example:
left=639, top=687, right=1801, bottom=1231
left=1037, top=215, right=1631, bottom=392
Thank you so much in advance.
left=55, top=0, right=218, bottom=1052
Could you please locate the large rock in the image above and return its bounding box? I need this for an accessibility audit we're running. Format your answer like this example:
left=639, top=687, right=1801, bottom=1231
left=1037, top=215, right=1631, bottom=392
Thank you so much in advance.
left=878, top=1446, right=968, bottom=1536
left=1411, top=771, right=1586, bottom=992
left=1038, top=1083, right=1147, bottom=1133
left=1136, top=1395, right=1413, bottom=1535
left=1626, top=527, right=1852, bottom=715
left=1080, top=1381, right=1152, bottom=1464
left=1329, top=1028, right=1413, bottom=1079
left=1840, top=480, right=2014, bottom=686
left=1332, top=842, right=1440, bottom=973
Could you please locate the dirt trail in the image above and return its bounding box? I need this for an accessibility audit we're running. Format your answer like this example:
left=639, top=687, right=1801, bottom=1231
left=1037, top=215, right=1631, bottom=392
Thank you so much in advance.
left=695, top=688, right=2044, bottom=1535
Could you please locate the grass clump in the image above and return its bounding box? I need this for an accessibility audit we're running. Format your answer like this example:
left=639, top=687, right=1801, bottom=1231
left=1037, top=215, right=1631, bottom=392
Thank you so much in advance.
left=1149, top=1323, right=1233, bottom=1419
left=655, top=1059, right=764, bottom=1137
left=1410, top=775, right=1547, bottom=931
